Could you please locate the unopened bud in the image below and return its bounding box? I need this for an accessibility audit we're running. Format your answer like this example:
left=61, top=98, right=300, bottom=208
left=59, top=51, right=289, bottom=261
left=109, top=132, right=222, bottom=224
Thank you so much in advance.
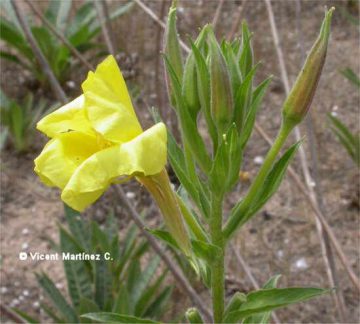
left=164, top=3, right=183, bottom=106
left=182, top=26, right=209, bottom=117
left=282, top=8, right=334, bottom=126
left=208, top=30, right=234, bottom=134
left=185, top=307, right=203, bottom=323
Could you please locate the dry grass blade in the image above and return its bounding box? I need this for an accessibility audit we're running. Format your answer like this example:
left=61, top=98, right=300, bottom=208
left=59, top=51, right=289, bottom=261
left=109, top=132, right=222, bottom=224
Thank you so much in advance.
left=11, top=0, right=67, bottom=104
left=94, top=0, right=116, bottom=56
left=294, top=0, right=346, bottom=320
left=227, top=0, right=249, bottom=40
left=23, top=0, right=94, bottom=71
left=212, top=0, right=225, bottom=31
left=264, top=0, right=359, bottom=301
left=133, top=0, right=190, bottom=52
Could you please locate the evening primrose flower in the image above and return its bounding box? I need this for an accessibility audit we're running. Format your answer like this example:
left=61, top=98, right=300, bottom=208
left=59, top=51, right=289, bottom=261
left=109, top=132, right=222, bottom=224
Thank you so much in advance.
left=34, top=56, right=167, bottom=212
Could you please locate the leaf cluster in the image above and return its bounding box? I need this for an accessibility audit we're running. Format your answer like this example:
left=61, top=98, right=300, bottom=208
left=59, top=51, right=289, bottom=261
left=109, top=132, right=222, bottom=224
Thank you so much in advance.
left=13, top=206, right=171, bottom=323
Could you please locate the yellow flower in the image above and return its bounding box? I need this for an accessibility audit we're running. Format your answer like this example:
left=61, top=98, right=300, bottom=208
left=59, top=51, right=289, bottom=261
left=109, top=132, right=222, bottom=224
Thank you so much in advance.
left=34, top=55, right=167, bottom=211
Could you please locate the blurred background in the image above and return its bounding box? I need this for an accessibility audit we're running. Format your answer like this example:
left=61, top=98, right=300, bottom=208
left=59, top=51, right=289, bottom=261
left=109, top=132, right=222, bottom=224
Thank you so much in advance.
left=0, top=0, right=359, bottom=323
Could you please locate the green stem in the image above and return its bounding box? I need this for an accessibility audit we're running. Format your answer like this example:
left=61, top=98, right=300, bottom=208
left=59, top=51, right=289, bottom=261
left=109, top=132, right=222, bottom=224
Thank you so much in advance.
left=223, top=120, right=295, bottom=239
left=210, top=193, right=225, bottom=323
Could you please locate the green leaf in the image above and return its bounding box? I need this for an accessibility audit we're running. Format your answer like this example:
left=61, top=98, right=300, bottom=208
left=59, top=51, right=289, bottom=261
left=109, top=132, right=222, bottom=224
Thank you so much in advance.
left=36, top=273, right=78, bottom=323
left=143, top=286, right=173, bottom=319
left=60, top=227, right=93, bottom=308
left=81, top=312, right=159, bottom=323
left=11, top=308, right=39, bottom=323
left=240, top=77, right=272, bottom=148
left=167, top=130, right=210, bottom=218
left=176, top=194, right=209, bottom=242
left=95, top=252, right=112, bottom=310
left=243, top=275, right=282, bottom=324
left=147, top=228, right=180, bottom=251
left=131, top=256, right=161, bottom=306
left=113, top=285, right=130, bottom=315
left=0, top=51, right=31, bottom=70
left=64, top=204, right=90, bottom=250
left=45, top=0, right=72, bottom=31
left=39, top=302, right=64, bottom=323
left=223, top=292, right=247, bottom=323
left=239, top=22, right=253, bottom=78
left=225, top=287, right=330, bottom=321
left=233, top=63, right=259, bottom=132
left=190, top=37, right=218, bottom=149
left=191, top=239, right=221, bottom=264
left=230, top=140, right=302, bottom=230
left=210, top=124, right=242, bottom=194
left=78, top=297, right=100, bottom=317
left=328, top=113, right=360, bottom=167
left=341, top=67, right=360, bottom=87
left=0, top=19, right=33, bottom=62
left=135, top=271, right=168, bottom=317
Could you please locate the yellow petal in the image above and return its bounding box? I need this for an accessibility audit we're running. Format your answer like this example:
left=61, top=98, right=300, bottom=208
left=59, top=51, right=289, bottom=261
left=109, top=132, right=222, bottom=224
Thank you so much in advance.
left=82, top=55, right=143, bottom=143
left=61, top=123, right=167, bottom=211
left=34, top=132, right=100, bottom=189
left=36, top=96, right=94, bottom=138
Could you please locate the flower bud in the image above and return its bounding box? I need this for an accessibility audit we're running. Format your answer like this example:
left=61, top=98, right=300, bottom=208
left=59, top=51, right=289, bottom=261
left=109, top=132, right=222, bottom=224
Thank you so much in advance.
left=164, top=2, right=183, bottom=106
left=138, top=169, right=191, bottom=256
left=208, top=30, right=234, bottom=134
left=185, top=307, right=203, bottom=324
left=282, top=8, right=334, bottom=126
left=182, top=26, right=209, bottom=118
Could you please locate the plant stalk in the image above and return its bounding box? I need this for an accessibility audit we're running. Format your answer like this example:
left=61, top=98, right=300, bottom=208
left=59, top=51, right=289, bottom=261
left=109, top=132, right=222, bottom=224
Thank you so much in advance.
left=224, top=121, right=294, bottom=239
left=210, top=193, right=225, bottom=323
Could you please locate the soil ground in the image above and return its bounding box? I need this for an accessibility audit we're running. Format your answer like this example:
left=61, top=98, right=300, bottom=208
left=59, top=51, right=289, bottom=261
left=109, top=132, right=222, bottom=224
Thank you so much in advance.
left=1, top=0, right=359, bottom=323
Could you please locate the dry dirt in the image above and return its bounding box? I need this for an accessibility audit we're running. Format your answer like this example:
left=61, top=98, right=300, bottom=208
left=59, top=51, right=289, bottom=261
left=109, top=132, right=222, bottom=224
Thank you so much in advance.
left=1, top=0, right=359, bottom=323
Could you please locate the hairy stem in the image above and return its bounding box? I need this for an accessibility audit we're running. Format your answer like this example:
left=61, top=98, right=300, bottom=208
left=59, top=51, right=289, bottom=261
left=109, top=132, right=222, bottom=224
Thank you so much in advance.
left=210, top=193, right=225, bottom=323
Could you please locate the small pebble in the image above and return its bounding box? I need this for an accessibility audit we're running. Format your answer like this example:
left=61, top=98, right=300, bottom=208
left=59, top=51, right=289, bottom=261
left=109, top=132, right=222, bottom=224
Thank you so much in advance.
left=33, top=301, right=40, bottom=309
left=66, top=80, right=76, bottom=89
left=125, top=191, right=136, bottom=199
left=332, top=105, right=338, bottom=111
left=19, top=295, right=25, bottom=301
left=56, top=283, right=63, bottom=289
left=0, top=286, right=8, bottom=294
left=330, top=111, right=338, bottom=117
left=10, top=298, right=19, bottom=307
left=22, top=228, right=29, bottom=235
left=23, top=290, right=29, bottom=297
left=21, top=242, right=29, bottom=250
left=14, top=281, right=20, bottom=287
left=277, top=250, right=284, bottom=259
left=293, top=257, right=308, bottom=271
left=254, top=156, right=264, bottom=165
